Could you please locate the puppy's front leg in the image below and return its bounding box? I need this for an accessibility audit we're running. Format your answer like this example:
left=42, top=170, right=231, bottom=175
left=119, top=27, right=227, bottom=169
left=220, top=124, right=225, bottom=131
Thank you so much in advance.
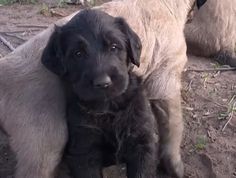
left=125, top=141, right=156, bottom=178
left=123, top=107, right=157, bottom=178
left=65, top=127, right=103, bottom=178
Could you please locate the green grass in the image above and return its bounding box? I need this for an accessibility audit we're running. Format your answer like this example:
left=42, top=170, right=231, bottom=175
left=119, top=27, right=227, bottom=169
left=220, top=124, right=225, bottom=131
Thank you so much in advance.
left=195, top=136, right=207, bottom=150
left=0, top=0, right=37, bottom=5
left=218, top=95, right=236, bottom=120
left=0, top=0, right=16, bottom=5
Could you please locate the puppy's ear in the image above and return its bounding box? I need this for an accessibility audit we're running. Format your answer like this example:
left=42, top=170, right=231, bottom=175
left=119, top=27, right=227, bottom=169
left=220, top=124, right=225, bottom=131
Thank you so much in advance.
left=41, top=26, right=66, bottom=76
left=115, top=17, right=142, bottom=67
left=196, top=0, right=207, bottom=9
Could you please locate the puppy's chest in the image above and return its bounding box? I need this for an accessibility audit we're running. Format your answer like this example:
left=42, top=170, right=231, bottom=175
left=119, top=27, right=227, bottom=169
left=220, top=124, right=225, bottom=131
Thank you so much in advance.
left=67, top=103, right=130, bottom=134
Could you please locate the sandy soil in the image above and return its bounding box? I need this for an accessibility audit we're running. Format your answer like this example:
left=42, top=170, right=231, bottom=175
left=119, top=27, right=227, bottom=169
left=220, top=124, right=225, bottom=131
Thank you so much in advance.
left=0, top=2, right=235, bottom=178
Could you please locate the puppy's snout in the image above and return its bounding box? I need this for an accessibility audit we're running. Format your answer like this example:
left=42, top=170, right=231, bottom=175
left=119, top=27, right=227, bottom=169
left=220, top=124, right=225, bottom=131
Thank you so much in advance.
left=93, top=74, right=112, bottom=88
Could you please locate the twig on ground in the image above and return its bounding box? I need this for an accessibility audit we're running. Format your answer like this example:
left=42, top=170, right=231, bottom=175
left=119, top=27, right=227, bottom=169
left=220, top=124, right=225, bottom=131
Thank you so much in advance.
left=16, top=25, right=48, bottom=29
left=195, top=93, right=227, bottom=108
left=187, top=67, right=236, bottom=72
left=0, top=29, right=41, bottom=34
left=185, top=80, right=193, bottom=92
left=0, top=34, right=15, bottom=51
left=50, top=9, right=67, bottom=17
left=183, top=106, right=194, bottom=111
left=0, top=32, right=26, bottom=42
left=203, top=74, right=209, bottom=88
left=222, top=102, right=236, bottom=131
left=228, top=95, right=236, bottom=105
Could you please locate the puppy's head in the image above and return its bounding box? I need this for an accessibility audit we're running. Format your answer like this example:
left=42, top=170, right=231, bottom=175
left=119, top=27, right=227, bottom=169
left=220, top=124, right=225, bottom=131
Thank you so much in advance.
left=42, top=9, right=142, bottom=101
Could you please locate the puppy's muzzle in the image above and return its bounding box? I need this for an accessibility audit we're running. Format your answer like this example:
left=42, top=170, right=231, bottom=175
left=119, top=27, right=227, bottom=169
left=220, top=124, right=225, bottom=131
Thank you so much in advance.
left=93, top=74, right=112, bottom=89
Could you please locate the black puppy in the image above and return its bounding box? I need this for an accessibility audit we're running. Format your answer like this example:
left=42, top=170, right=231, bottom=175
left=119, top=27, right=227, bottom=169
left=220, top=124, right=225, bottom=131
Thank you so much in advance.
left=42, top=9, right=157, bottom=178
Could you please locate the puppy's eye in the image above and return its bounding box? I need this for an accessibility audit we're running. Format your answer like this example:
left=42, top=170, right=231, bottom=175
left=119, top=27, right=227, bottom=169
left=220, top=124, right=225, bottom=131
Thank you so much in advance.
left=75, top=50, right=83, bottom=57
left=110, top=43, right=119, bottom=52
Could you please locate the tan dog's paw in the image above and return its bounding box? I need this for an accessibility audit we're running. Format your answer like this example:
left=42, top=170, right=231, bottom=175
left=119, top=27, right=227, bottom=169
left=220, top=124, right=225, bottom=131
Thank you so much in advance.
left=159, top=154, right=184, bottom=178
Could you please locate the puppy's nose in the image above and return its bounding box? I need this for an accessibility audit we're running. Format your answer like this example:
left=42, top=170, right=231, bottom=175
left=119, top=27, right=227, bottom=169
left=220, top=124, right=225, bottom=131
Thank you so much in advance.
left=93, top=75, right=112, bottom=88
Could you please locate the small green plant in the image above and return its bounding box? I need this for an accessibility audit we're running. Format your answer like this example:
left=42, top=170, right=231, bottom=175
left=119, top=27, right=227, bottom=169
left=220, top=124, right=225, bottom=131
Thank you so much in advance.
left=39, top=3, right=51, bottom=16
left=201, top=73, right=210, bottom=88
left=218, top=95, right=236, bottom=120
left=87, top=0, right=95, bottom=6
left=57, top=0, right=66, bottom=7
left=0, top=0, right=37, bottom=5
left=195, top=135, right=207, bottom=150
left=25, top=0, right=37, bottom=4
left=0, top=0, right=16, bottom=5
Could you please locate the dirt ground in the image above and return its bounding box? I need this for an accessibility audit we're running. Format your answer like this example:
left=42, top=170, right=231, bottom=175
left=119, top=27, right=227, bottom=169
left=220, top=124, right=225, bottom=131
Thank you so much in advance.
left=0, top=2, right=235, bottom=178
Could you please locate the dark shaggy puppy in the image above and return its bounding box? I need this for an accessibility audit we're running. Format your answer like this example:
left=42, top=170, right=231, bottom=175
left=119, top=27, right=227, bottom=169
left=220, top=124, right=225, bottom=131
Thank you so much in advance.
left=42, top=9, right=157, bottom=178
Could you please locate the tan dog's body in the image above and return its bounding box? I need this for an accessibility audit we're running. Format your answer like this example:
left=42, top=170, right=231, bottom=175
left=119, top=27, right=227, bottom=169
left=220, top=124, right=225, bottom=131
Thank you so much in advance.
left=185, top=0, right=236, bottom=66
left=0, top=0, right=198, bottom=177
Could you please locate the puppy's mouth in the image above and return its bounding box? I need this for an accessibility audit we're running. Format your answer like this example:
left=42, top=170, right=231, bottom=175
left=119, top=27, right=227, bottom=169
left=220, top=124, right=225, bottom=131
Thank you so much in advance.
left=95, top=84, right=128, bottom=99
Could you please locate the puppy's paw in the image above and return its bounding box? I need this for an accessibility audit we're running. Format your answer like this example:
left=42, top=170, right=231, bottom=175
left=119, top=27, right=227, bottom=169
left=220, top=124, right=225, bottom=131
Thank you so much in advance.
left=159, top=154, right=184, bottom=178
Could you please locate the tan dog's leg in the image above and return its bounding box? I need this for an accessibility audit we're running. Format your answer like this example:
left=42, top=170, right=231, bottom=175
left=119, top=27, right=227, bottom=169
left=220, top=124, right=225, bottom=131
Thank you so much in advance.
left=144, top=65, right=185, bottom=178
left=151, top=94, right=184, bottom=178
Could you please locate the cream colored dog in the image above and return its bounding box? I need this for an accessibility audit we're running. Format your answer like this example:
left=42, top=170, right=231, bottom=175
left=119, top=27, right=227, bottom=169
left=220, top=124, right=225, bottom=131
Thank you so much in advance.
left=185, top=0, right=236, bottom=66
left=0, top=0, right=206, bottom=178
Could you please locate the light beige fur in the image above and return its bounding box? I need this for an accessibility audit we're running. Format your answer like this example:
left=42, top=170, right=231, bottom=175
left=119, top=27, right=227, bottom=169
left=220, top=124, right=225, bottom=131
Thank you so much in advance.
left=185, top=0, right=236, bottom=65
left=0, top=0, right=198, bottom=177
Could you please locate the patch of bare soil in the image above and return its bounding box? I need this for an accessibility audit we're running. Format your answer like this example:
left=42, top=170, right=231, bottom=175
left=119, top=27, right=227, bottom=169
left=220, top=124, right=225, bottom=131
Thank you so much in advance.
left=182, top=56, right=236, bottom=178
left=0, top=3, right=235, bottom=178
left=0, top=3, right=81, bottom=56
